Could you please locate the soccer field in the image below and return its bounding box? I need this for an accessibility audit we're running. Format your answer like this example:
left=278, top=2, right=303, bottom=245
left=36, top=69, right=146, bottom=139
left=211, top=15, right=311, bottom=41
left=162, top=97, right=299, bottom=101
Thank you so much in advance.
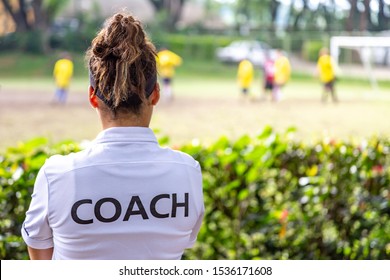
left=0, top=75, right=389, bottom=151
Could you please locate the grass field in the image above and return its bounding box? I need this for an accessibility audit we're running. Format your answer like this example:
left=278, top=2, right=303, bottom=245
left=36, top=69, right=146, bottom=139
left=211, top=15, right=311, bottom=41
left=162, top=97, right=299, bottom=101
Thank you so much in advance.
left=1, top=53, right=390, bottom=151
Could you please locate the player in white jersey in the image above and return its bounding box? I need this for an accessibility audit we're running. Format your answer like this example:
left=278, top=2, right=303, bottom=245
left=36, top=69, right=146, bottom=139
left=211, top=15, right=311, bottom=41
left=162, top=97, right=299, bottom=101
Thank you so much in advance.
left=21, top=13, right=204, bottom=260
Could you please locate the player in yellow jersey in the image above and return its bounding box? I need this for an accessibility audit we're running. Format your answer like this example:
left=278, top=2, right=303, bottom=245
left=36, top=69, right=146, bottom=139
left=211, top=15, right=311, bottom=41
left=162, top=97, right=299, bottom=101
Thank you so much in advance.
left=237, top=59, right=254, bottom=97
left=317, top=47, right=338, bottom=103
left=273, top=50, right=291, bottom=101
left=53, top=52, right=74, bottom=104
left=157, top=48, right=182, bottom=100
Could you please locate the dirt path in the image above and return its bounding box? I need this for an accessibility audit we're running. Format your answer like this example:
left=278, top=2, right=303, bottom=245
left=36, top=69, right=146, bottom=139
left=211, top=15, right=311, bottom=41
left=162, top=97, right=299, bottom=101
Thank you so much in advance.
left=1, top=84, right=389, bottom=151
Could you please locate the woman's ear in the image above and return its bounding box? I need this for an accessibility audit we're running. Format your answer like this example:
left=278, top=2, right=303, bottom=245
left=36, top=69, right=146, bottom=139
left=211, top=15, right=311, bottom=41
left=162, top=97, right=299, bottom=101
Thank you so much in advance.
left=89, top=85, right=99, bottom=108
left=149, top=83, right=160, bottom=106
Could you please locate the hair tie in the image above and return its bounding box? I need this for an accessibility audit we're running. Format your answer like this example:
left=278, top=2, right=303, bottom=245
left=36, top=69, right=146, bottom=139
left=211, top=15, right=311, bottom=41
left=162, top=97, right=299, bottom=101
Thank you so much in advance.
left=145, top=73, right=157, bottom=97
left=89, top=67, right=157, bottom=107
left=89, top=69, right=114, bottom=108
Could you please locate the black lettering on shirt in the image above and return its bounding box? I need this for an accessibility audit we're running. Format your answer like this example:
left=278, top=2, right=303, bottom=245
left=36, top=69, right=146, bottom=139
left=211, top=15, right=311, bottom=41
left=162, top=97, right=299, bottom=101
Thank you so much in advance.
left=71, top=199, right=93, bottom=224
left=150, top=194, right=170, bottom=218
left=123, top=196, right=149, bottom=221
left=95, top=197, right=121, bottom=223
left=71, top=193, right=190, bottom=224
left=172, top=193, right=189, bottom=217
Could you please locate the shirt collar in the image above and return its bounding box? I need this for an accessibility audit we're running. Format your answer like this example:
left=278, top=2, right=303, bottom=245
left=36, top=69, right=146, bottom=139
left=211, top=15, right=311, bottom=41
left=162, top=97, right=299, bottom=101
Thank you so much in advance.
left=93, top=127, right=158, bottom=144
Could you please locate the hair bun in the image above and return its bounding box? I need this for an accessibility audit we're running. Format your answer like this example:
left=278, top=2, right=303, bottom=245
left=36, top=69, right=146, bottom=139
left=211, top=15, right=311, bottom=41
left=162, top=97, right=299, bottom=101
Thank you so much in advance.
left=111, top=47, right=121, bottom=58
left=86, top=12, right=157, bottom=113
left=114, top=14, right=123, bottom=22
left=93, top=42, right=110, bottom=59
left=121, top=17, right=130, bottom=27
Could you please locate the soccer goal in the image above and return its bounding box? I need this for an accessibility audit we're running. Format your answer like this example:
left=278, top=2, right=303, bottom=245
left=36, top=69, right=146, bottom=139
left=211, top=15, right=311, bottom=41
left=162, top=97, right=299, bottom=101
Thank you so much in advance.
left=330, top=36, right=390, bottom=90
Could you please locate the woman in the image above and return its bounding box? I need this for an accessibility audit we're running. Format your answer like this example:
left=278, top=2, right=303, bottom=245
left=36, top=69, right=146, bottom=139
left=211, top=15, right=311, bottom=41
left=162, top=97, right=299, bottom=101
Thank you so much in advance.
left=21, top=13, right=204, bottom=260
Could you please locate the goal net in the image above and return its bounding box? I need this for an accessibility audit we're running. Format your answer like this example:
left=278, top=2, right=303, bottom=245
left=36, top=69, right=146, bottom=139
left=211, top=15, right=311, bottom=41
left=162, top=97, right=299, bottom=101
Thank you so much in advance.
left=330, top=36, right=390, bottom=90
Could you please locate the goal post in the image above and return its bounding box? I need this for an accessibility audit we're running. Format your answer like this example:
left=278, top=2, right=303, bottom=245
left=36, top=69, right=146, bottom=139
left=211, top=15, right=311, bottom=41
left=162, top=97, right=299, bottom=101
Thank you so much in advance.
left=330, top=36, right=390, bottom=90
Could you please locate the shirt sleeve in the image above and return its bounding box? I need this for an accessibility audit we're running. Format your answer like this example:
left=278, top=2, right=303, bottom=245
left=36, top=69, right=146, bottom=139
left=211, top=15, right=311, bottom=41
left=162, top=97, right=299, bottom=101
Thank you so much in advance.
left=21, top=166, right=54, bottom=249
left=187, top=204, right=205, bottom=248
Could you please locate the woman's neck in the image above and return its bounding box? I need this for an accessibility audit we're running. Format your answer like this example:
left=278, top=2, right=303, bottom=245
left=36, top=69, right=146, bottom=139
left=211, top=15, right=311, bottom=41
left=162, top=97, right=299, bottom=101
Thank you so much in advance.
left=97, top=107, right=152, bottom=130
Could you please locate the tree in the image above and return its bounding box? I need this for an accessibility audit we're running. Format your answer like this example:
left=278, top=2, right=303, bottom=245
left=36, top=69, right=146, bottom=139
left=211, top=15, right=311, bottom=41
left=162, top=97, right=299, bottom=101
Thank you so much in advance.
left=1, top=0, right=68, bottom=32
left=292, top=0, right=309, bottom=31
left=149, top=0, right=186, bottom=31
left=232, top=0, right=280, bottom=33
left=1, top=0, right=32, bottom=32
left=377, top=0, right=389, bottom=30
left=346, top=0, right=371, bottom=32
left=0, top=0, right=68, bottom=52
left=150, top=0, right=164, bottom=11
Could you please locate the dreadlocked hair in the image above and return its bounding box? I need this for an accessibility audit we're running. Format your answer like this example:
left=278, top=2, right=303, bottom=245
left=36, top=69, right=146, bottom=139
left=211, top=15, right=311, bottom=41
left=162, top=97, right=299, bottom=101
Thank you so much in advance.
left=86, top=13, right=157, bottom=114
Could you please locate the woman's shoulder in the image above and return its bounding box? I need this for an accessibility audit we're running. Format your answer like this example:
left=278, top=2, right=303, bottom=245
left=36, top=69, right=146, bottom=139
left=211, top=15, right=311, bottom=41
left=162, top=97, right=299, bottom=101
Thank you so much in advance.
left=159, top=146, right=201, bottom=170
left=40, top=150, right=87, bottom=176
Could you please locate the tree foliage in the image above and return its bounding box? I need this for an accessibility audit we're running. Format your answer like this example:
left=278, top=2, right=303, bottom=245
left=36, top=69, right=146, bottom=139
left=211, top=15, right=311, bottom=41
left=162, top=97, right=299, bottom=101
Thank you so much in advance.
left=228, top=0, right=390, bottom=33
left=0, top=0, right=69, bottom=32
left=149, top=0, right=186, bottom=31
left=0, top=0, right=69, bottom=52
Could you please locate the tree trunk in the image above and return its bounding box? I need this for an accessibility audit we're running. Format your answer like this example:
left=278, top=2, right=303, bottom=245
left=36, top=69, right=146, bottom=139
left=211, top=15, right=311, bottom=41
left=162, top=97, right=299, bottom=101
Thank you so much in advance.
left=148, top=0, right=186, bottom=31
left=359, top=0, right=370, bottom=31
left=1, top=0, right=31, bottom=31
left=292, top=0, right=308, bottom=31
left=378, top=0, right=389, bottom=31
left=31, top=0, right=50, bottom=53
left=346, top=0, right=358, bottom=32
left=162, top=0, right=185, bottom=31
left=235, top=0, right=250, bottom=34
left=150, top=0, right=164, bottom=11
left=269, top=0, right=280, bottom=31
left=31, top=0, right=46, bottom=29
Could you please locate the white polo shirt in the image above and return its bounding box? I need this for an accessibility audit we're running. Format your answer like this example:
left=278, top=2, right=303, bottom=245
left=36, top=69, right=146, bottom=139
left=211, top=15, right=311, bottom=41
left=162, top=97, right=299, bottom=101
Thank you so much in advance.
left=21, top=127, right=204, bottom=260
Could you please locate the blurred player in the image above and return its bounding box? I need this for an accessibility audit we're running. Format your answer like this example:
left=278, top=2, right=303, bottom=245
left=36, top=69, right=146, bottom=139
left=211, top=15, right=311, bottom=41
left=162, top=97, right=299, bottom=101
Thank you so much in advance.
left=317, top=47, right=338, bottom=103
left=261, top=52, right=275, bottom=101
left=53, top=52, right=73, bottom=104
left=237, top=59, right=254, bottom=97
left=273, top=50, right=291, bottom=101
left=157, top=48, right=182, bottom=100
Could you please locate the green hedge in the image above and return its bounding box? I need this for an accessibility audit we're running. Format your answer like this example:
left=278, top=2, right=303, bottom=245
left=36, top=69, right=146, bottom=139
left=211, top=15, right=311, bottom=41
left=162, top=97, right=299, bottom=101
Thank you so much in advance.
left=0, top=138, right=81, bottom=259
left=1, top=128, right=389, bottom=259
left=0, top=31, right=46, bottom=54
left=302, top=40, right=325, bottom=62
left=182, top=127, right=390, bottom=260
